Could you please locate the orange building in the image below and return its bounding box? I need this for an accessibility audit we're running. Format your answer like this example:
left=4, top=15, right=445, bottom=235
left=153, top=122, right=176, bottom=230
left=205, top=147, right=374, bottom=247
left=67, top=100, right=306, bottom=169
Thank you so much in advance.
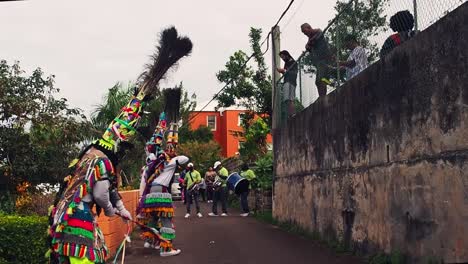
left=189, top=103, right=272, bottom=157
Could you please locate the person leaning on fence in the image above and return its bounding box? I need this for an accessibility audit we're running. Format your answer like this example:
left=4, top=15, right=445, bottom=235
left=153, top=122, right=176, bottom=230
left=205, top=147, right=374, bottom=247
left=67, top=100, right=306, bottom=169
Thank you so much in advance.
left=184, top=163, right=203, bottom=219
left=339, top=35, right=368, bottom=81
left=277, top=50, right=298, bottom=117
left=301, top=23, right=334, bottom=98
left=380, top=10, right=417, bottom=58
left=208, top=161, right=229, bottom=217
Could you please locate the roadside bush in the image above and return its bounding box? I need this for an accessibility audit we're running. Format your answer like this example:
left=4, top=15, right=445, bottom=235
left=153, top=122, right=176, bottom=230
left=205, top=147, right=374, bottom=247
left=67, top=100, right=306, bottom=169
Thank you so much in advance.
left=15, top=192, right=55, bottom=216
left=253, top=152, right=273, bottom=191
left=0, top=214, right=48, bottom=264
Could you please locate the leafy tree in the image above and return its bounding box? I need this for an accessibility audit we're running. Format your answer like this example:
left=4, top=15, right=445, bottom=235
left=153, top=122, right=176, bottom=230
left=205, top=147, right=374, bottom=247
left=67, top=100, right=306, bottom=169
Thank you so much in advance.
left=233, top=116, right=270, bottom=162
left=178, top=140, right=222, bottom=173
left=216, top=27, right=272, bottom=123
left=330, top=0, right=388, bottom=62
left=0, top=60, right=89, bottom=194
left=179, top=125, right=213, bottom=144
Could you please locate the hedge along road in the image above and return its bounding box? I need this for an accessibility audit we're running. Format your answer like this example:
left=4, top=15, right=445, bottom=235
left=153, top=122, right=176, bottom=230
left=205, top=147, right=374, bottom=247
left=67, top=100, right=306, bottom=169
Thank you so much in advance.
left=121, top=201, right=364, bottom=264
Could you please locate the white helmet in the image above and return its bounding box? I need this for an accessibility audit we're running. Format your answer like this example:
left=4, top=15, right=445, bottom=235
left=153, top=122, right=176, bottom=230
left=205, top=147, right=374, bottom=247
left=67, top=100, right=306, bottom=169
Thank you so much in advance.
left=213, top=161, right=221, bottom=169
left=187, top=162, right=194, bottom=168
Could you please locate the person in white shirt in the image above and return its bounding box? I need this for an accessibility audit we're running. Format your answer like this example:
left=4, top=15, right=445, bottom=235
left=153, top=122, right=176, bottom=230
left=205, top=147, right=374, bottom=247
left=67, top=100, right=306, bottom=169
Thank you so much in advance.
left=339, top=35, right=368, bottom=81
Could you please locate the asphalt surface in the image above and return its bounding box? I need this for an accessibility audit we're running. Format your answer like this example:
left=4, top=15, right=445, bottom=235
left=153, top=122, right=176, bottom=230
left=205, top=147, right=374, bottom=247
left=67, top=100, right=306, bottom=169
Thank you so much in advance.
left=121, top=201, right=364, bottom=264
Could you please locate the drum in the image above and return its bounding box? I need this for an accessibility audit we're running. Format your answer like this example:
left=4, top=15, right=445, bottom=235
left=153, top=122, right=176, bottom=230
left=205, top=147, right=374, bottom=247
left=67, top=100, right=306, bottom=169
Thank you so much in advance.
left=226, top=172, right=249, bottom=195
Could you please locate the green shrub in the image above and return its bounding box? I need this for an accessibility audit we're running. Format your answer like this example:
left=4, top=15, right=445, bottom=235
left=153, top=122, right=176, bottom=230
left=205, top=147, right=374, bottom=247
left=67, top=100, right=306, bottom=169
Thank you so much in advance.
left=253, top=152, right=273, bottom=191
left=0, top=214, right=48, bottom=264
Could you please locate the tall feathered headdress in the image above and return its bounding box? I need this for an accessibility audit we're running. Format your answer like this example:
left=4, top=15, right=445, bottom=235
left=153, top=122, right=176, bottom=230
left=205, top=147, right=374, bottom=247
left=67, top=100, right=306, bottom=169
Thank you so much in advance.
left=96, top=27, right=192, bottom=158
left=145, top=87, right=182, bottom=158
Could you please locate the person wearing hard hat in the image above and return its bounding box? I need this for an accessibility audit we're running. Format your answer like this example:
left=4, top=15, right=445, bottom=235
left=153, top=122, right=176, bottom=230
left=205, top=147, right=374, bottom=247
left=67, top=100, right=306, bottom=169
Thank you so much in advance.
left=184, top=162, right=203, bottom=218
left=208, top=161, right=229, bottom=216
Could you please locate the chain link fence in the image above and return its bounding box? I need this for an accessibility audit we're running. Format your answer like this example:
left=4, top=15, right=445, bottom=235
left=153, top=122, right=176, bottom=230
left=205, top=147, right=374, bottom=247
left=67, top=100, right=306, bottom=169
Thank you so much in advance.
left=276, top=0, right=467, bottom=126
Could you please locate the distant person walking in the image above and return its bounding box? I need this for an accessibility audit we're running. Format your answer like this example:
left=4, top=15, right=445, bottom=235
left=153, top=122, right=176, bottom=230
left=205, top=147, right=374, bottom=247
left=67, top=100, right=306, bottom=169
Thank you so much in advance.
left=339, top=35, right=368, bottom=80
left=380, top=10, right=417, bottom=58
left=277, top=50, right=299, bottom=117
left=301, top=23, right=334, bottom=97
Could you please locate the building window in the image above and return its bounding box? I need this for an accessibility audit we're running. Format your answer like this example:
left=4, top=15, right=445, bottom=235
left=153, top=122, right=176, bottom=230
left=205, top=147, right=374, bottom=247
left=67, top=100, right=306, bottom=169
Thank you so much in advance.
left=207, top=115, right=216, bottom=131
left=238, top=113, right=245, bottom=126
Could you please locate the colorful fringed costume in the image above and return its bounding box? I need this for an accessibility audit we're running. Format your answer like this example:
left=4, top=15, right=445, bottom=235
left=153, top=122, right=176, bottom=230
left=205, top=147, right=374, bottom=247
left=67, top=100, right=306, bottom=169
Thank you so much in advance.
left=137, top=88, right=186, bottom=257
left=47, top=27, right=192, bottom=264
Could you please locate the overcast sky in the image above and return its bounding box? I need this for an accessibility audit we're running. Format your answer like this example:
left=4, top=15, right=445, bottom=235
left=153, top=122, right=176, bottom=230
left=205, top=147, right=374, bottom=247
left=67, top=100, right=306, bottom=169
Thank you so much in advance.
left=2, top=0, right=461, bottom=115
left=0, top=0, right=337, bottom=116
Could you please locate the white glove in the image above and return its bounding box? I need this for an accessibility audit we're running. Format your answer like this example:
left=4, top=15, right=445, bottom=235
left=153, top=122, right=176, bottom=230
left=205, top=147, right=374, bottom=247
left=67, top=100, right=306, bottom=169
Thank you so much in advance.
left=115, top=200, right=132, bottom=221
left=119, top=208, right=132, bottom=221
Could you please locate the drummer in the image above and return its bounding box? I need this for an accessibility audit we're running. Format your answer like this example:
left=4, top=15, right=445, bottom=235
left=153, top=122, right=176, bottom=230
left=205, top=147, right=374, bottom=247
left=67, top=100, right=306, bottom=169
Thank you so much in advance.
left=240, top=163, right=256, bottom=217
left=208, top=161, right=229, bottom=217
left=184, top=163, right=203, bottom=218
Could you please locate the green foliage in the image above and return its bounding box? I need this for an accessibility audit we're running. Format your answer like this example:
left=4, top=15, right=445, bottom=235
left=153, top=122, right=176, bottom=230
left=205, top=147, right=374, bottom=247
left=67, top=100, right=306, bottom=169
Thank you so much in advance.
left=178, top=140, right=222, bottom=173
left=0, top=60, right=90, bottom=191
left=369, top=251, right=407, bottom=264
left=0, top=192, right=15, bottom=214
left=179, top=125, right=213, bottom=144
left=0, top=214, right=48, bottom=264
left=329, top=0, right=388, bottom=62
left=239, top=117, right=270, bottom=162
left=253, top=152, right=273, bottom=191
left=216, top=28, right=272, bottom=122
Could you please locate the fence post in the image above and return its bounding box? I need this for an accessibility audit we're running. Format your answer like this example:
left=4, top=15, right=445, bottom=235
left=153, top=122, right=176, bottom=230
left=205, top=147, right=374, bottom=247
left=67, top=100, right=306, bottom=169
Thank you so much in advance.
left=298, top=58, right=302, bottom=104
left=336, top=24, right=341, bottom=89
left=413, top=0, right=418, bottom=30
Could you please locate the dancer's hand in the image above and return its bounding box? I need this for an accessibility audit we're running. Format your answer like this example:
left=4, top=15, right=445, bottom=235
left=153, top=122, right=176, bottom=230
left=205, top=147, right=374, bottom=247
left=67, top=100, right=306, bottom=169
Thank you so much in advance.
left=119, top=208, right=133, bottom=222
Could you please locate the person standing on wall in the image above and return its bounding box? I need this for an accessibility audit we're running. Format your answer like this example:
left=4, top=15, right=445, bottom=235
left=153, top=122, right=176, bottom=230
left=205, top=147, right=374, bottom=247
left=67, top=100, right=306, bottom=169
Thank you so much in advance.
left=277, top=50, right=299, bottom=118
left=301, top=23, right=334, bottom=98
left=239, top=163, right=256, bottom=217
left=209, top=161, right=229, bottom=217
left=184, top=163, right=203, bottom=218
left=380, top=10, right=417, bottom=58
left=205, top=167, right=216, bottom=203
left=339, top=35, right=368, bottom=81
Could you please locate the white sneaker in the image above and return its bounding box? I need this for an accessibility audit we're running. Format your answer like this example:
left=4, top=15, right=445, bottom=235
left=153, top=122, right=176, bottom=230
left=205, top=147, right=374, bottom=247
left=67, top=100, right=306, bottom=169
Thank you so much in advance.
left=160, top=249, right=181, bottom=257
left=144, top=241, right=151, bottom=248
left=240, top=213, right=249, bottom=217
left=184, top=213, right=190, bottom=218
left=208, top=212, right=218, bottom=217
left=197, top=212, right=203, bottom=218
left=221, top=213, right=228, bottom=217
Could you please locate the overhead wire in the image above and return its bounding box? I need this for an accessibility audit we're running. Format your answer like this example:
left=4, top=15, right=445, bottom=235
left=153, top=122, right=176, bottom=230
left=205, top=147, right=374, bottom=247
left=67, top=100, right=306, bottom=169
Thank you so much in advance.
left=185, top=0, right=296, bottom=126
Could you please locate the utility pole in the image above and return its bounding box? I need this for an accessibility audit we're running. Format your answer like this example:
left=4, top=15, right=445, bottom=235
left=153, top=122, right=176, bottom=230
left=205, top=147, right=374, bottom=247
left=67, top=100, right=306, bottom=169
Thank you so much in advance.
left=271, top=25, right=281, bottom=130
left=271, top=25, right=281, bottom=210
left=413, top=0, right=418, bottom=31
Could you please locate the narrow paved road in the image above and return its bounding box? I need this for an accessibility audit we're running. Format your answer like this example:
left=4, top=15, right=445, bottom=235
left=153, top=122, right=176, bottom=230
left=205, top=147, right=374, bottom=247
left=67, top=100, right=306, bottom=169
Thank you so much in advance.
left=122, top=201, right=364, bottom=264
